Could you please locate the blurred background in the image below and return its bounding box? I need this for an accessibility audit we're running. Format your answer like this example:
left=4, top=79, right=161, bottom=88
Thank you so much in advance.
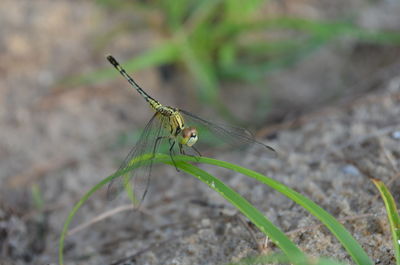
left=1, top=0, right=400, bottom=264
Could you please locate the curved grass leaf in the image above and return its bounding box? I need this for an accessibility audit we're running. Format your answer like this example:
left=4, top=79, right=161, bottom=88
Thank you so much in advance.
left=59, top=154, right=374, bottom=265
left=163, top=155, right=374, bottom=265
left=372, top=179, right=400, bottom=265
left=169, top=160, right=307, bottom=264
left=59, top=154, right=306, bottom=265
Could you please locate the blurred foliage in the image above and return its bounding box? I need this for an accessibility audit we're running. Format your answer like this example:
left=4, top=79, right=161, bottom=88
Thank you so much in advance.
left=71, top=0, right=400, bottom=116
left=31, top=184, right=44, bottom=210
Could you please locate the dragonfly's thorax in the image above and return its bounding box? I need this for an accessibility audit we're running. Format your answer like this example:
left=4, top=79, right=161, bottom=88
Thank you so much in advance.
left=156, top=106, right=185, bottom=137
left=156, top=107, right=198, bottom=146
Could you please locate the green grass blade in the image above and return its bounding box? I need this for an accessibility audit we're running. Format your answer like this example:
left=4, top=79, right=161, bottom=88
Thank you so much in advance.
left=168, top=160, right=307, bottom=264
left=59, top=154, right=307, bottom=264
left=31, top=184, right=44, bottom=210
left=58, top=157, right=146, bottom=265
left=372, top=179, right=400, bottom=265
left=59, top=174, right=112, bottom=265
left=184, top=0, right=222, bottom=32
left=163, top=155, right=373, bottom=265
left=60, top=154, right=373, bottom=265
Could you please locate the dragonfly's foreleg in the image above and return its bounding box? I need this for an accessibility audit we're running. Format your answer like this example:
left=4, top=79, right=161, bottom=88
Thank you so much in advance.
left=168, top=139, right=180, bottom=172
left=179, top=143, right=184, bottom=155
left=179, top=144, right=200, bottom=162
left=153, top=136, right=167, bottom=157
left=168, top=138, right=175, bottom=154
left=191, top=145, right=202, bottom=157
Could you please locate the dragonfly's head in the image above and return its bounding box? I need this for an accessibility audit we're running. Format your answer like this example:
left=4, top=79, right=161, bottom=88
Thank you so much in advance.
left=181, top=127, right=198, bottom=147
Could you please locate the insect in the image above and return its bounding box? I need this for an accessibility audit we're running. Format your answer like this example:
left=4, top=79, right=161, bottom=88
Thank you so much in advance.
left=106, top=55, right=276, bottom=204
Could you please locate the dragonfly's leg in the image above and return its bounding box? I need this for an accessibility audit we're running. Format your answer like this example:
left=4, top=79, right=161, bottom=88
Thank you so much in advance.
left=190, top=146, right=201, bottom=162
left=151, top=136, right=167, bottom=159
left=168, top=139, right=176, bottom=155
left=191, top=146, right=202, bottom=157
left=169, top=140, right=180, bottom=172
left=179, top=143, right=185, bottom=155
left=180, top=144, right=200, bottom=162
left=140, top=136, right=167, bottom=205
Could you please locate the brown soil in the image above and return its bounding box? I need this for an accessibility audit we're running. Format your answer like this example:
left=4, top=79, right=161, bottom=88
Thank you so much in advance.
left=1, top=1, right=400, bottom=265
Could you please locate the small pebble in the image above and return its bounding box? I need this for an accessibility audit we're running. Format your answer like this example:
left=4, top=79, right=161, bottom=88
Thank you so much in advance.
left=391, top=131, right=400, bottom=139
left=342, top=165, right=361, bottom=176
left=201, top=218, right=211, bottom=226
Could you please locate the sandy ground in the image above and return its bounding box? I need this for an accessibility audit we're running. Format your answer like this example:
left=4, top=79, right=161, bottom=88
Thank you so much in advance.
left=1, top=1, right=400, bottom=265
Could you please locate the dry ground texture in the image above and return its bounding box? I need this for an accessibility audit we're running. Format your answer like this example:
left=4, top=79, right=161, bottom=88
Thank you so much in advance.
left=1, top=1, right=400, bottom=265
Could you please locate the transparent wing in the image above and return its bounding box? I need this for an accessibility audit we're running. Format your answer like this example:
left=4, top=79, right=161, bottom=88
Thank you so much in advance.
left=107, top=113, right=167, bottom=204
left=179, top=109, right=276, bottom=157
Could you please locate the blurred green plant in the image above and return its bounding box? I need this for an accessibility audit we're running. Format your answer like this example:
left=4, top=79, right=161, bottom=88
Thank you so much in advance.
left=31, top=184, right=44, bottom=210
left=71, top=0, right=400, bottom=118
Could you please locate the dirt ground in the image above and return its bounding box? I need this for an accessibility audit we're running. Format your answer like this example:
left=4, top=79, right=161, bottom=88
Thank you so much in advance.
left=1, top=1, right=400, bottom=265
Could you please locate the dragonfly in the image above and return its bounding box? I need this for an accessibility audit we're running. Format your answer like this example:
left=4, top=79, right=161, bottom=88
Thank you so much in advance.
left=106, top=55, right=276, bottom=204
